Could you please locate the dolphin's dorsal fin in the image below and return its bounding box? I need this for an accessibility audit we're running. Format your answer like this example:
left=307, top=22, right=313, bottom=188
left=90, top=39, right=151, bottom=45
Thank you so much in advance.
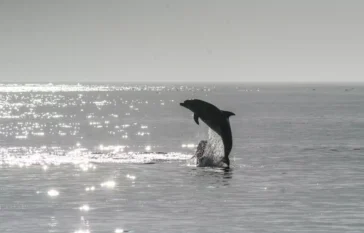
left=194, top=113, right=199, bottom=125
left=222, top=110, right=235, bottom=118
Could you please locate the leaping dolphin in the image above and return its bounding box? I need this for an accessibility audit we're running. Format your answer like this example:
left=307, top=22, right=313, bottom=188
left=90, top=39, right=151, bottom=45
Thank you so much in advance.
left=180, top=99, right=235, bottom=167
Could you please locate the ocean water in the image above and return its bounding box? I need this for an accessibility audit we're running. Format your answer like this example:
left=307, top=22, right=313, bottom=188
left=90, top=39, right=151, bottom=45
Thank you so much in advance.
left=0, top=83, right=363, bottom=233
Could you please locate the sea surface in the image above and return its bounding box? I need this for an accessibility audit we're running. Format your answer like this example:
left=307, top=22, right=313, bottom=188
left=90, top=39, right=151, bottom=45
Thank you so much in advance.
left=0, top=83, right=363, bottom=233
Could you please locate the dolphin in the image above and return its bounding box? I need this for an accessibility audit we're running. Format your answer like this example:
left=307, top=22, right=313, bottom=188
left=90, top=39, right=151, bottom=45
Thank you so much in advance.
left=180, top=99, right=235, bottom=167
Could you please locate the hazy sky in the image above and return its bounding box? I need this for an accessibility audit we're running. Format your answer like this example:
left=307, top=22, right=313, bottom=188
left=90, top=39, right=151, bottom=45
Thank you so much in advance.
left=1, top=1, right=364, bottom=83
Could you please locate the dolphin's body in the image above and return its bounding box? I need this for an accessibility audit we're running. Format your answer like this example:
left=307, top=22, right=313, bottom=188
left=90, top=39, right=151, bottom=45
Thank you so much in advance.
left=180, top=99, right=235, bottom=167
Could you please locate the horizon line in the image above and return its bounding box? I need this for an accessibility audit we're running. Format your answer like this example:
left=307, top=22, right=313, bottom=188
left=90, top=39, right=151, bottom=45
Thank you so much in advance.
left=0, top=81, right=363, bottom=84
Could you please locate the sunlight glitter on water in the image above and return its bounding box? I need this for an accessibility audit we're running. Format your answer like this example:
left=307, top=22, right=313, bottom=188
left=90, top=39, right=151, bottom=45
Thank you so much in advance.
left=79, top=163, right=96, bottom=172
left=0, top=83, right=170, bottom=92
left=1, top=84, right=363, bottom=233
left=0, top=147, right=191, bottom=166
left=85, top=186, right=96, bottom=192
left=0, top=83, right=200, bottom=169
left=79, top=205, right=90, bottom=212
left=182, top=143, right=196, bottom=148
left=0, top=83, right=212, bottom=146
left=47, top=189, right=59, bottom=197
left=100, top=181, right=116, bottom=189
left=74, top=230, right=90, bottom=233
left=126, top=174, right=136, bottom=180
left=115, top=229, right=127, bottom=233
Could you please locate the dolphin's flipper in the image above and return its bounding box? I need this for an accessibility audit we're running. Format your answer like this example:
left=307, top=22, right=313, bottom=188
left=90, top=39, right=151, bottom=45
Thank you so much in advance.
left=194, top=113, right=199, bottom=125
left=222, top=110, right=235, bottom=118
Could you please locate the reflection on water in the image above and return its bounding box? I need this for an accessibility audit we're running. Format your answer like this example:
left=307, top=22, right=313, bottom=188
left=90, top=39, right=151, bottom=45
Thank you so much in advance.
left=79, top=204, right=90, bottom=212
left=48, top=216, right=58, bottom=232
left=0, top=83, right=204, bottom=167
left=47, top=189, right=59, bottom=197
left=100, top=180, right=116, bottom=189
left=114, top=229, right=128, bottom=233
left=74, top=230, right=90, bottom=233
left=0, top=148, right=191, bottom=166
left=1, top=84, right=364, bottom=232
left=192, top=167, right=233, bottom=188
left=0, top=83, right=217, bottom=233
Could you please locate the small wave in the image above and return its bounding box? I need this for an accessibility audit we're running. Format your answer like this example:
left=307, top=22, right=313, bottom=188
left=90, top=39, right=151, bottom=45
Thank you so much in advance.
left=0, top=148, right=191, bottom=166
left=301, top=145, right=364, bottom=153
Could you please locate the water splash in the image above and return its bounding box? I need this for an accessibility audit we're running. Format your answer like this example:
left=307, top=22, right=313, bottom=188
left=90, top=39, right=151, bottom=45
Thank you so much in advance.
left=193, top=128, right=225, bottom=167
